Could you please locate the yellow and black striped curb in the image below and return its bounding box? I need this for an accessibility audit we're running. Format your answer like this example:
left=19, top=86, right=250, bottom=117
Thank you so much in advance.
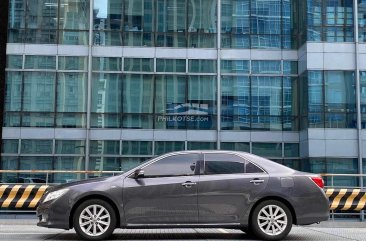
left=0, top=185, right=48, bottom=210
left=1, top=186, right=366, bottom=211
left=326, top=189, right=366, bottom=211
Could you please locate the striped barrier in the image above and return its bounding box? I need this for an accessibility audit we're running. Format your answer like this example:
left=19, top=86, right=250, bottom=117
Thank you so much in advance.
left=0, top=186, right=365, bottom=211
left=0, top=185, right=49, bottom=210
left=326, top=188, right=366, bottom=211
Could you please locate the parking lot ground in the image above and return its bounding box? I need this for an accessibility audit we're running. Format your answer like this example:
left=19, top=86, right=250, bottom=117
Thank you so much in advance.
left=1, top=219, right=366, bottom=241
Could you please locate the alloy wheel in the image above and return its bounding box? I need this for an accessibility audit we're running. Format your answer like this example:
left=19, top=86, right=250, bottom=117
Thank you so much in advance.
left=79, top=204, right=111, bottom=237
left=257, top=204, right=288, bottom=236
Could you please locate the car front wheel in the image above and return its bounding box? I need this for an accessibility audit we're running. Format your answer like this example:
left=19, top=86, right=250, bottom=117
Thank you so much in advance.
left=250, top=200, right=293, bottom=241
left=73, top=199, right=116, bottom=240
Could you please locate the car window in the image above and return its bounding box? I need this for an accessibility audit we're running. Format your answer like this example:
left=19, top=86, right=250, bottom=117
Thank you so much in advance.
left=246, top=161, right=265, bottom=173
left=204, top=153, right=245, bottom=175
left=142, top=154, right=200, bottom=178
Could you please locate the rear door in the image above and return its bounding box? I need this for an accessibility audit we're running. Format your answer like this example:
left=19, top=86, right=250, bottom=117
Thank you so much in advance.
left=198, top=153, right=269, bottom=223
left=123, top=153, right=201, bottom=224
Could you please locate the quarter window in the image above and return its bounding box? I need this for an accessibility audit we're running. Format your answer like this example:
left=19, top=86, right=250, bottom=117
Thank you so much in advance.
left=246, top=162, right=264, bottom=173
left=142, top=154, right=200, bottom=178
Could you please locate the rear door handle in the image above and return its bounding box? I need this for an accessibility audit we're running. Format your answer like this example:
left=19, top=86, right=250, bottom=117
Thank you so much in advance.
left=182, top=181, right=197, bottom=188
left=250, top=179, right=264, bottom=185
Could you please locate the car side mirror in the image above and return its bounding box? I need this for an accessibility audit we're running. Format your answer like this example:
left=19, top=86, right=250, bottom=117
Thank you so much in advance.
left=134, top=169, right=145, bottom=179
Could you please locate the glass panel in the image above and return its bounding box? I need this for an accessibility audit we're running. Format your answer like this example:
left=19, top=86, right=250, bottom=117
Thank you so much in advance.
left=122, top=141, right=153, bottom=155
left=58, top=56, right=88, bottom=70
left=283, top=77, right=298, bottom=116
left=155, top=141, right=185, bottom=155
left=7, top=55, right=23, bottom=69
left=155, top=75, right=186, bottom=114
left=93, top=57, right=122, bottom=71
left=5, top=72, right=22, bottom=111
left=221, top=142, right=249, bottom=152
left=24, top=55, right=56, bottom=69
left=246, top=162, right=265, bottom=173
left=19, top=156, right=53, bottom=182
left=189, top=60, right=217, bottom=73
left=143, top=154, right=199, bottom=177
left=57, top=73, right=87, bottom=112
left=0, top=156, right=18, bottom=183
left=56, top=113, right=86, bottom=128
left=252, top=142, right=282, bottom=157
left=58, top=30, right=89, bottom=45
left=324, top=71, right=356, bottom=113
left=91, top=113, right=120, bottom=128
left=123, top=74, right=154, bottom=113
left=25, top=0, right=58, bottom=30
left=188, top=76, right=217, bottom=114
left=187, top=142, right=217, bottom=150
left=156, top=59, right=186, bottom=73
left=121, top=157, right=149, bottom=171
left=221, top=76, right=250, bottom=130
left=122, top=114, right=154, bottom=129
left=2, top=139, right=19, bottom=154
left=361, top=72, right=366, bottom=127
left=23, top=72, right=56, bottom=112
left=21, top=140, right=53, bottom=154
left=54, top=157, right=85, bottom=183
left=124, top=58, right=154, bottom=72
left=251, top=76, right=282, bottom=116
left=3, top=112, right=21, bottom=127
left=22, top=112, right=55, bottom=127
left=55, top=140, right=85, bottom=154
left=205, top=153, right=245, bottom=174
left=89, top=157, right=122, bottom=173
left=93, top=0, right=123, bottom=30
left=251, top=0, right=281, bottom=34
left=156, top=33, right=186, bottom=47
left=92, top=73, right=122, bottom=113
left=251, top=35, right=281, bottom=49
left=59, top=0, right=89, bottom=30
left=221, top=60, right=249, bottom=73
left=90, top=140, right=120, bottom=155
left=308, top=71, right=324, bottom=113
left=252, top=60, right=281, bottom=74
left=94, top=31, right=123, bottom=46
left=284, top=143, right=299, bottom=157
left=283, top=61, right=298, bottom=75
left=188, top=0, right=217, bottom=48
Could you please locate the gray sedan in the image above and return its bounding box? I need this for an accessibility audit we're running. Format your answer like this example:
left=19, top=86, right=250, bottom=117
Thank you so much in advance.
left=37, top=151, right=329, bottom=240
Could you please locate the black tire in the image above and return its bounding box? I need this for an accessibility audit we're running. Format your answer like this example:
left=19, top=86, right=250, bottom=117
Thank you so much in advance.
left=241, top=226, right=254, bottom=236
left=73, top=199, right=116, bottom=240
left=250, top=200, right=293, bottom=241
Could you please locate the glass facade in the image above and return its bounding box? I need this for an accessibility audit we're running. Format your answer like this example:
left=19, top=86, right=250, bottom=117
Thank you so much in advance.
left=1, top=0, right=366, bottom=192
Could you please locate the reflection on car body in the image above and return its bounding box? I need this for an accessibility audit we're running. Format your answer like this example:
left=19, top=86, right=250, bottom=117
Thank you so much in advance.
left=37, top=151, right=329, bottom=241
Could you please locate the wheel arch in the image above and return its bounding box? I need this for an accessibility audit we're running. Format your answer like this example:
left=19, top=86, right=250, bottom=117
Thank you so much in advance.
left=69, top=194, right=121, bottom=229
left=249, top=196, right=298, bottom=225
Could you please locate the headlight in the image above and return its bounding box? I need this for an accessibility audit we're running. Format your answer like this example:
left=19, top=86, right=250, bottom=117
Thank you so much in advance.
left=43, top=189, right=69, bottom=203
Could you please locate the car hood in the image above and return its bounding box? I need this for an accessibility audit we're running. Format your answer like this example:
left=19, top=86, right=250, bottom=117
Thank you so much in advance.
left=47, top=176, right=111, bottom=192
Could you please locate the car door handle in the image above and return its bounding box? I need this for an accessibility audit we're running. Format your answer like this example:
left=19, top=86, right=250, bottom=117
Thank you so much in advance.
left=250, top=179, right=264, bottom=184
left=182, top=181, right=197, bottom=188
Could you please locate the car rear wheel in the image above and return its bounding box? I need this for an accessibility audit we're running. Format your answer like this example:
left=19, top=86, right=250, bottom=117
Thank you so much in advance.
left=73, top=199, right=116, bottom=240
left=250, top=200, right=292, bottom=241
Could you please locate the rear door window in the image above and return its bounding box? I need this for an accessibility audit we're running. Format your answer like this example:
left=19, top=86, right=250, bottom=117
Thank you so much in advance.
left=204, top=153, right=245, bottom=175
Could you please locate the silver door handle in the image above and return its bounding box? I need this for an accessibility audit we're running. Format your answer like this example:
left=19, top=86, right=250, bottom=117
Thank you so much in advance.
left=182, top=182, right=197, bottom=188
left=250, top=179, right=264, bottom=184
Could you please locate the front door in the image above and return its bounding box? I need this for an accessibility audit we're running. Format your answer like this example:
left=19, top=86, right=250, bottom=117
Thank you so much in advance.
left=123, top=153, right=201, bottom=224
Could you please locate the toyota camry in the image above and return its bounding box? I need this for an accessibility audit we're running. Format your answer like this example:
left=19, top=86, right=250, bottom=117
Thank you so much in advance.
left=37, top=151, right=329, bottom=240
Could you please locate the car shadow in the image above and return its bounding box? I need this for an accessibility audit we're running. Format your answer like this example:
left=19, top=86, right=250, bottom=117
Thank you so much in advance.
left=42, top=232, right=310, bottom=240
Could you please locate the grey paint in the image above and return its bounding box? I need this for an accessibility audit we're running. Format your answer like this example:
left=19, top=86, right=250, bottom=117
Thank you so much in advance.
left=37, top=151, right=329, bottom=231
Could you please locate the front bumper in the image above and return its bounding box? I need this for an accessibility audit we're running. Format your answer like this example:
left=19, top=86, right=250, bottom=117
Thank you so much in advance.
left=36, top=197, right=71, bottom=230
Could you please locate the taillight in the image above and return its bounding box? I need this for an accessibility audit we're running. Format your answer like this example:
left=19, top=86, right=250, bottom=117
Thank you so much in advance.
left=311, top=177, right=324, bottom=189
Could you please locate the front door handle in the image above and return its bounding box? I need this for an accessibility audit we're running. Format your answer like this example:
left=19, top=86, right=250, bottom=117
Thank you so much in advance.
left=250, top=179, right=264, bottom=185
left=182, top=181, right=197, bottom=188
